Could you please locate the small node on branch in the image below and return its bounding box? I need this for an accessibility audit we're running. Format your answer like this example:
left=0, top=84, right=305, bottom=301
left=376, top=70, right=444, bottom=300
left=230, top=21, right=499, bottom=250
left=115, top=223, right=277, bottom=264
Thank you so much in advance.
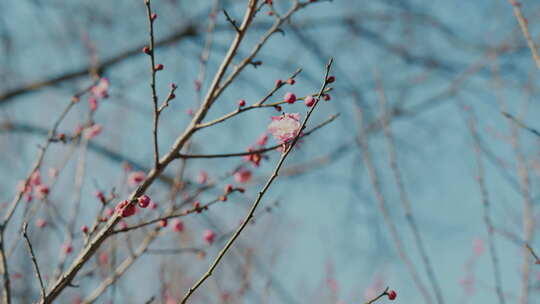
left=142, top=46, right=152, bottom=55
left=250, top=60, right=263, bottom=68
left=223, top=9, right=241, bottom=33
left=154, top=64, right=164, bottom=71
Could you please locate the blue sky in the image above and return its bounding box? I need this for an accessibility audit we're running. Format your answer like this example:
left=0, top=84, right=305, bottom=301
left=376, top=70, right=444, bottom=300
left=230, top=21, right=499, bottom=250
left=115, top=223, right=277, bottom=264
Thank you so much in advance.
left=1, top=0, right=540, bottom=303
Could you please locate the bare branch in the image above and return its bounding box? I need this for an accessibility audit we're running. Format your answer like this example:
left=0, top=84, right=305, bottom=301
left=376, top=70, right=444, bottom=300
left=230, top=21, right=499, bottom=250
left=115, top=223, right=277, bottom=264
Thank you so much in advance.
left=179, top=57, right=334, bottom=304
left=22, top=223, right=46, bottom=301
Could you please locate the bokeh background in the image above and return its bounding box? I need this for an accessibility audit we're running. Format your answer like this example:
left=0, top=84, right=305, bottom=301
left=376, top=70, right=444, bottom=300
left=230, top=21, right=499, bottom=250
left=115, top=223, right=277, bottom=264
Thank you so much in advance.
left=1, top=0, right=540, bottom=303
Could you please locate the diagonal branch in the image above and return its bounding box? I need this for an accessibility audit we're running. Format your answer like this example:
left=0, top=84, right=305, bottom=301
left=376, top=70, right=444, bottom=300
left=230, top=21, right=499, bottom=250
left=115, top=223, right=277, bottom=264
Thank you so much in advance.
left=22, top=223, right=46, bottom=301
left=179, top=57, right=334, bottom=304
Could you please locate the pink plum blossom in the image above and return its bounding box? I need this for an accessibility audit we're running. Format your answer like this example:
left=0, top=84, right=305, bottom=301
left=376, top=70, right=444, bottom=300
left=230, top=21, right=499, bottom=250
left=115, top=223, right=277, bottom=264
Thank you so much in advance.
left=90, top=78, right=109, bottom=99
left=267, top=113, right=301, bottom=144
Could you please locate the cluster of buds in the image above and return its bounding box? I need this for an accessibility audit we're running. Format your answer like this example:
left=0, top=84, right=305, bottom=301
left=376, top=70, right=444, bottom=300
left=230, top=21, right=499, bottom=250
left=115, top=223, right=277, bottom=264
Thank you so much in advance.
left=18, top=171, right=51, bottom=203
left=87, top=77, right=110, bottom=113
left=114, top=194, right=156, bottom=218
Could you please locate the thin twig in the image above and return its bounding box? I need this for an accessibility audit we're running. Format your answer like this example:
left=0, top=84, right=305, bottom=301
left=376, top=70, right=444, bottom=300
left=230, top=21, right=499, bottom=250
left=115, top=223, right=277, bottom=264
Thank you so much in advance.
left=364, top=287, right=389, bottom=304
left=0, top=81, right=96, bottom=304
left=502, top=111, right=540, bottom=138
left=507, top=0, right=540, bottom=69
left=465, top=107, right=506, bottom=304
left=144, top=0, right=161, bottom=168
left=195, top=87, right=329, bottom=130
left=22, top=223, right=46, bottom=301
left=525, top=243, right=540, bottom=264
left=223, top=9, right=241, bottom=33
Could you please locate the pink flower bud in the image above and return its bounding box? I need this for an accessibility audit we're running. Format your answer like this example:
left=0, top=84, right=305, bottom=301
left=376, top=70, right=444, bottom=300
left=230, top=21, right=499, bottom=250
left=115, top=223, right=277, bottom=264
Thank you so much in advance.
left=203, top=230, right=216, bottom=244
left=286, top=78, right=296, bottom=85
left=90, top=78, right=109, bottom=99
left=35, top=218, right=47, bottom=228
left=115, top=200, right=137, bottom=218
left=149, top=201, right=158, bottom=209
left=138, top=195, right=151, bottom=208
left=30, top=171, right=41, bottom=186
left=62, top=242, right=73, bottom=255
left=142, top=46, right=152, bottom=55
left=35, top=184, right=50, bottom=200
left=105, top=208, right=114, bottom=217
left=193, top=200, right=202, bottom=213
left=98, top=252, right=109, bottom=265
left=275, top=79, right=283, bottom=87
left=85, top=124, right=103, bottom=139
left=95, top=191, right=106, bottom=203
left=88, top=97, right=98, bottom=112
left=159, top=219, right=168, bottom=227
left=257, top=134, right=268, bottom=146
left=238, top=99, right=246, bottom=107
left=128, top=171, right=145, bottom=187
left=171, top=219, right=184, bottom=232
left=150, top=12, right=157, bottom=21
left=387, top=290, right=397, bottom=300
left=284, top=92, right=297, bottom=104
left=234, top=169, right=252, bottom=184
left=154, top=64, right=164, bottom=71
left=198, top=171, right=208, bottom=184
left=304, top=96, right=315, bottom=107
left=81, top=225, right=89, bottom=234
left=224, top=184, right=234, bottom=194
left=326, top=75, right=335, bottom=83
